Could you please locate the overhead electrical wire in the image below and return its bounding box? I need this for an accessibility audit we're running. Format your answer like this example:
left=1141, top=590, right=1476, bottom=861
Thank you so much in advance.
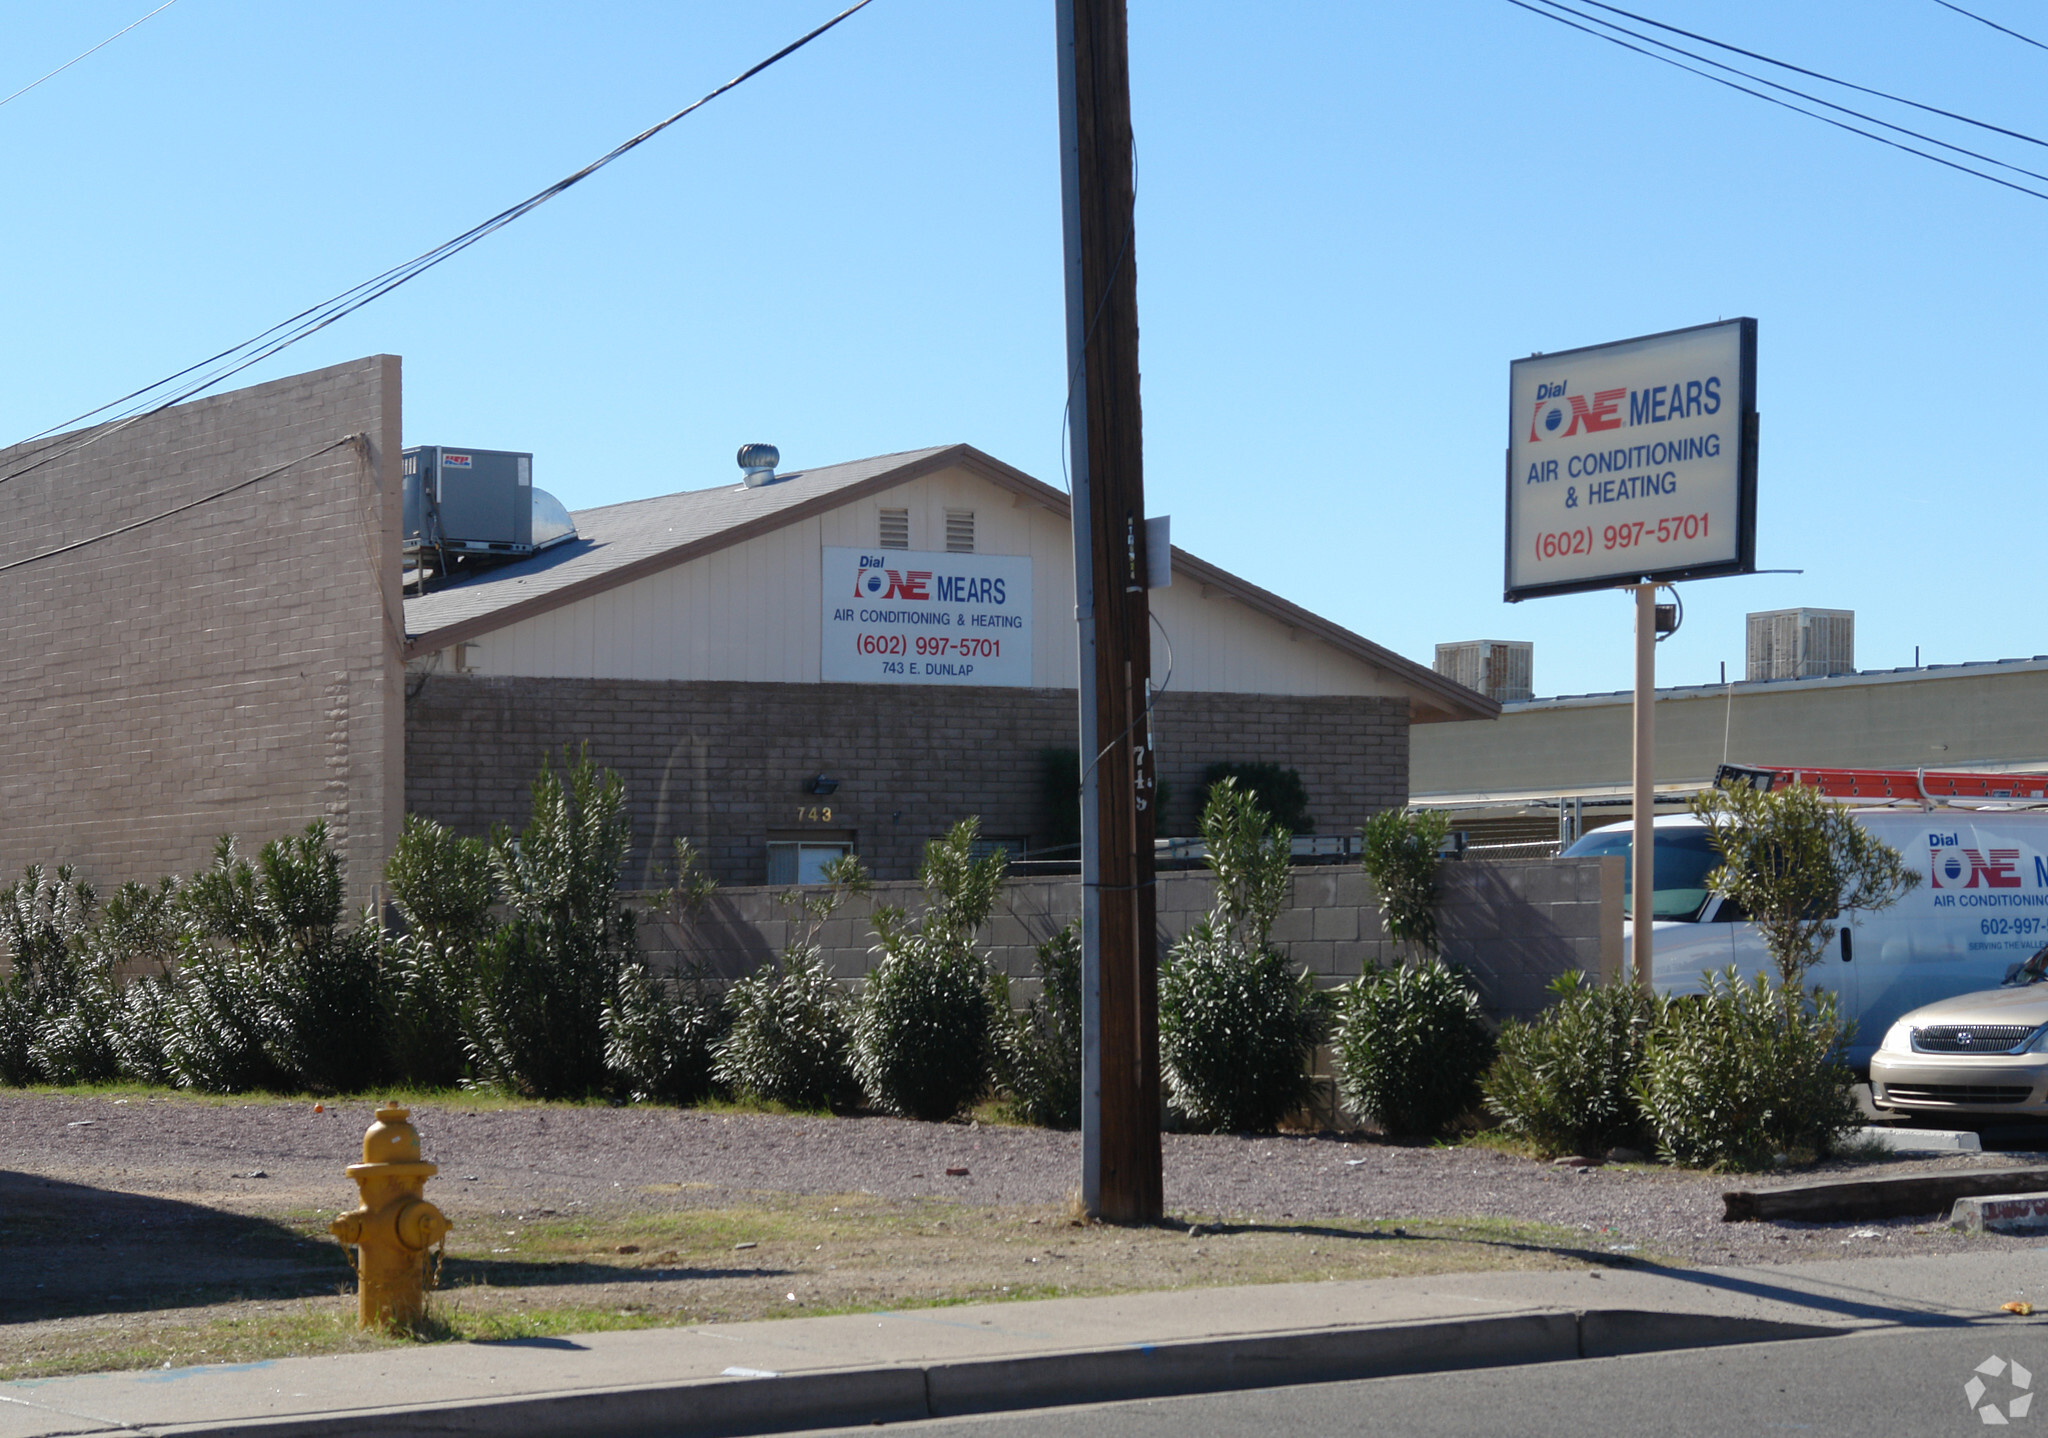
left=1574, top=0, right=2048, bottom=150
left=1527, top=0, right=2048, bottom=188
left=1507, top=0, right=2048, bottom=204
left=0, top=0, right=875, bottom=492
left=1930, top=0, right=2048, bottom=55
left=0, top=435, right=360, bottom=578
left=0, top=0, right=180, bottom=113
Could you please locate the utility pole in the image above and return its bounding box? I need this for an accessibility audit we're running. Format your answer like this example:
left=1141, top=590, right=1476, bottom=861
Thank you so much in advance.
left=1056, top=0, right=1163, bottom=1223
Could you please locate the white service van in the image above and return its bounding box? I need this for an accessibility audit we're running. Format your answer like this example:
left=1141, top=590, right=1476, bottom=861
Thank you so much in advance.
left=1562, top=808, right=2048, bottom=1070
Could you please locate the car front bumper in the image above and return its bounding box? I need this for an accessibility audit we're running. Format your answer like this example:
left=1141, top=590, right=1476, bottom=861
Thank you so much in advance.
left=1869, top=1050, right=2048, bottom=1116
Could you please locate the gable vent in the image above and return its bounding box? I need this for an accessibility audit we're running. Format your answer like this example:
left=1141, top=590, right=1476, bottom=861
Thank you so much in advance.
left=879, top=508, right=910, bottom=550
left=945, top=509, right=975, bottom=553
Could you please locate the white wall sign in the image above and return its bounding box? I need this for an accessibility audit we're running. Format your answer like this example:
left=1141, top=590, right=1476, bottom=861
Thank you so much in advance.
left=821, top=546, right=1033, bottom=686
left=1505, top=318, right=1756, bottom=601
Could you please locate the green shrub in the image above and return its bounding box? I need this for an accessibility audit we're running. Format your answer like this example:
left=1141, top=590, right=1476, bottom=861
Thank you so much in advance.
left=1636, top=967, right=1859, bottom=1169
left=467, top=751, right=637, bottom=1099
left=1159, top=780, right=1326, bottom=1132
left=714, top=949, right=855, bottom=1110
left=0, top=865, right=110, bottom=1085
left=384, top=815, right=497, bottom=1088
left=606, top=962, right=727, bottom=1104
left=712, top=856, right=866, bottom=1110
left=1359, top=808, right=1450, bottom=955
left=1201, top=762, right=1314, bottom=835
left=1484, top=971, right=1659, bottom=1155
left=854, top=820, right=1006, bottom=1122
left=100, top=879, right=182, bottom=1087
left=999, top=921, right=1083, bottom=1129
left=605, top=837, right=726, bottom=1104
left=165, top=825, right=387, bottom=1094
left=1333, top=959, right=1492, bottom=1137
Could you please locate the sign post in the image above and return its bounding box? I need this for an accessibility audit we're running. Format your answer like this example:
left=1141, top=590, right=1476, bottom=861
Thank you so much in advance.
left=1505, top=319, right=1759, bottom=988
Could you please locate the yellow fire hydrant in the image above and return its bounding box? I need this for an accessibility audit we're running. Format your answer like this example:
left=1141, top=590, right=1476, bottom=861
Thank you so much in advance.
left=329, top=1103, right=453, bottom=1329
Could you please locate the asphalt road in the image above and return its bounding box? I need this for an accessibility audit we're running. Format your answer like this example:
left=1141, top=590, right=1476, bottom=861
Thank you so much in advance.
left=820, top=1322, right=2048, bottom=1437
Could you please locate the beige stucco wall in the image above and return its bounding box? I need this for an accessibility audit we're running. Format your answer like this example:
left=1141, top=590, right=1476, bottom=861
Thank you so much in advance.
left=1413, top=662, right=2048, bottom=801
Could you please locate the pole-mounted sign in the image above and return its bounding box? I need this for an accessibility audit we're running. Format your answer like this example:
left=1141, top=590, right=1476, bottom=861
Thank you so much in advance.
left=1503, top=317, right=1759, bottom=991
left=1505, top=318, right=1757, bottom=603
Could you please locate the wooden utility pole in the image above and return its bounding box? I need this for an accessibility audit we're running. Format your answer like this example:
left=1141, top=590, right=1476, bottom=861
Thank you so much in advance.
left=1056, top=0, right=1162, bottom=1223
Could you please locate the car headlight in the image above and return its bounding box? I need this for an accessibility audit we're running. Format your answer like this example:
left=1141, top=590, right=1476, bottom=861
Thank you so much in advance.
left=1880, top=1020, right=1916, bottom=1054
left=2027, top=1025, right=2048, bottom=1054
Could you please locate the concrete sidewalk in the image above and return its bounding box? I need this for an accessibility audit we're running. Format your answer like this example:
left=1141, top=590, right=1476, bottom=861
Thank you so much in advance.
left=3, top=1249, right=2044, bottom=1438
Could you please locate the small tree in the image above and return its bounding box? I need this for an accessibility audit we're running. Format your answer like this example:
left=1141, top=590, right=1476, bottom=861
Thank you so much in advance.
left=1690, top=781, right=1919, bottom=987
left=1359, top=808, right=1450, bottom=955
left=854, top=819, right=1008, bottom=1122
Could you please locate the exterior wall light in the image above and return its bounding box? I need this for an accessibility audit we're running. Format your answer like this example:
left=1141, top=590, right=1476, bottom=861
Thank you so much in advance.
left=806, top=774, right=840, bottom=796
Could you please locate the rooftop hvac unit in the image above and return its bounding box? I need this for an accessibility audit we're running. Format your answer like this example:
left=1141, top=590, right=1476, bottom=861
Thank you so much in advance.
left=1746, top=608, right=1854, bottom=681
left=1434, top=640, right=1534, bottom=702
left=402, top=446, right=576, bottom=559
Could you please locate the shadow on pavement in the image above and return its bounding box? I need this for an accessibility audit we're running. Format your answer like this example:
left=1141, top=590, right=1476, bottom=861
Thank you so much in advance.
left=0, top=1171, right=782, bottom=1325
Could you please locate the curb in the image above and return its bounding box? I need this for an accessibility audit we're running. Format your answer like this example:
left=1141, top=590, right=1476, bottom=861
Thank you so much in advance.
left=151, top=1310, right=1844, bottom=1438
left=1950, top=1191, right=2048, bottom=1234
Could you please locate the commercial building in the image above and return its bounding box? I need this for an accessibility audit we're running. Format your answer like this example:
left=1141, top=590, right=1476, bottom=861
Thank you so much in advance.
left=403, top=442, right=1496, bottom=885
left=0, top=359, right=1495, bottom=901
left=1412, top=655, right=2048, bottom=846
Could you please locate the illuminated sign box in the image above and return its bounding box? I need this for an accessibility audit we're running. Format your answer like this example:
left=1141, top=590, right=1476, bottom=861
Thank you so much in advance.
left=1505, top=318, right=1757, bottom=602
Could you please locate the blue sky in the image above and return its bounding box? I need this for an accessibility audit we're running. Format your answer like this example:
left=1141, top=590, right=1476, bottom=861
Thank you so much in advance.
left=3, top=2, right=2042, bottom=696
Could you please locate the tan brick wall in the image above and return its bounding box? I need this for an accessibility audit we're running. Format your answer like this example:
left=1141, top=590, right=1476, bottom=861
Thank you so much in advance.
left=0, top=358, right=405, bottom=907
left=403, top=675, right=1409, bottom=886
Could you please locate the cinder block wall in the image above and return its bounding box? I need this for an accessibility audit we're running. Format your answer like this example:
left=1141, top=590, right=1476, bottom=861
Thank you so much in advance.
left=634, top=857, right=1618, bottom=1025
left=0, top=358, right=405, bottom=907
left=404, top=675, right=1408, bottom=886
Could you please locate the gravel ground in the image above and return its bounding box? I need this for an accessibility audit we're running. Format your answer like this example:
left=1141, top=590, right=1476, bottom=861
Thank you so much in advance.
left=5, top=1091, right=2045, bottom=1269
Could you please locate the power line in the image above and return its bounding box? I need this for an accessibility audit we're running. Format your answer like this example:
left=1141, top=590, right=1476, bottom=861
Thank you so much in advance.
left=0, top=0, right=875, bottom=492
left=1532, top=0, right=2048, bottom=188
left=1576, top=0, right=2048, bottom=151
left=1507, top=0, right=2048, bottom=204
left=0, top=0, right=180, bottom=112
left=0, top=435, right=359, bottom=579
left=1930, top=0, right=2048, bottom=54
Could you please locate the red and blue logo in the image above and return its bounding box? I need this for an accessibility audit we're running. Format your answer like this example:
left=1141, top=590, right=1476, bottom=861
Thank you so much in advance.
left=1527, top=385, right=1625, bottom=442
left=1931, top=846, right=2023, bottom=890
left=854, top=567, right=931, bottom=601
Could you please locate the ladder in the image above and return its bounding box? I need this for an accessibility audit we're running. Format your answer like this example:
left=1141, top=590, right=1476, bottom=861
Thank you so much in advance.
left=1715, top=762, right=2048, bottom=804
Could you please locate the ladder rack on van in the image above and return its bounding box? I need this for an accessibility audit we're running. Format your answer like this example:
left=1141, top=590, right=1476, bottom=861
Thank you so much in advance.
left=1715, top=762, right=2048, bottom=805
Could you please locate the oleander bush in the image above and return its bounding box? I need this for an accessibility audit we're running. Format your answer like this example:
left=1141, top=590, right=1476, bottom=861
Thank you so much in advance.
left=465, top=751, right=638, bottom=1099
left=1635, top=966, right=1859, bottom=1170
left=1358, top=807, right=1450, bottom=956
left=384, top=815, right=496, bottom=1089
left=998, top=920, right=1084, bottom=1129
left=1332, top=958, right=1492, bottom=1138
left=1484, top=971, right=1659, bottom=1156
left=712, top=855, right=866, bottom=1110
left=1159, top=779, right=1326, bottom=1133
left=0, top=865, right=111, bottom=1086
left=854, top=819, right=1007, bottom=1122
left=165, top=825, right=387, bottom=1095
left=607, top=961, right=728, bottom=1105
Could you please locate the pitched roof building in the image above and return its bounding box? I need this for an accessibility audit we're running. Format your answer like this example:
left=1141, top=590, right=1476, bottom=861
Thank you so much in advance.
left=403, top=442, right=1493, bottom=885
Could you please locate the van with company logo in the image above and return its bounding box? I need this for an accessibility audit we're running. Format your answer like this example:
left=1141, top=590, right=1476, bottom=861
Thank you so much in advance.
left=1562, top=808, right=2048, bottom=1071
